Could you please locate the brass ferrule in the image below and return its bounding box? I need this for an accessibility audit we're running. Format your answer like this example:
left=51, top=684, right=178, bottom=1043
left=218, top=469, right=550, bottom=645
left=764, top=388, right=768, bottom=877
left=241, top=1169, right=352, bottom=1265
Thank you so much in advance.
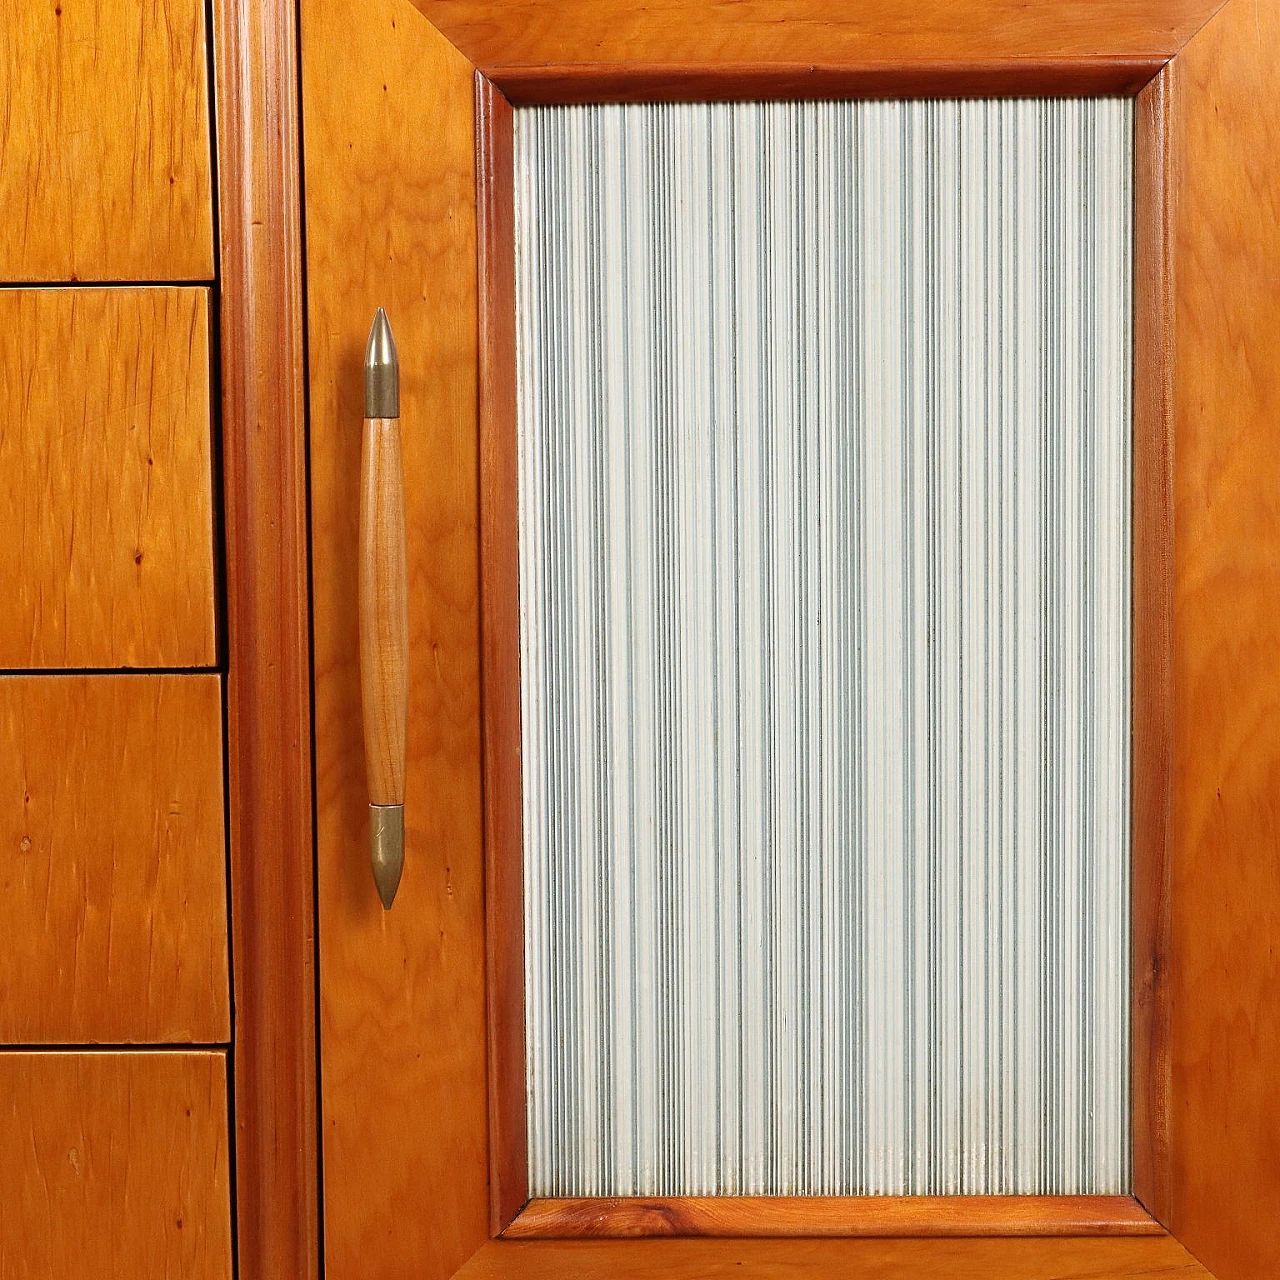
left=369, top=803, right=404, bottom=909
left=364, top=307, right=400, bottom=419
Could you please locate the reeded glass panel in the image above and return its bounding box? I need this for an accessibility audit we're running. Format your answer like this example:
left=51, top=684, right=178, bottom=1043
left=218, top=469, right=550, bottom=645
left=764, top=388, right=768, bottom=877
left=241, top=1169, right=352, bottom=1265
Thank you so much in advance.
left=515, top=99, right=1132, bottom=1197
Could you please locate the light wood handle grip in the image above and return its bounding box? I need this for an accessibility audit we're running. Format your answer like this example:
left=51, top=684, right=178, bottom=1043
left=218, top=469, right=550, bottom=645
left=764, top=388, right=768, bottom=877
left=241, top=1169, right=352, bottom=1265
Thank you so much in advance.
left=359, top=417, right=408, bottom=807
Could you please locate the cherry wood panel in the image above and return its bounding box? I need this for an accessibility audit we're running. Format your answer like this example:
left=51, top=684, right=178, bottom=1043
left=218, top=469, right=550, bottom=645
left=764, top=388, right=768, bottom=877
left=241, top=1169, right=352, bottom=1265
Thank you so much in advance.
left=456, top=1235, right=1213, bottom=1279
left=1164, top=0, right=1280, bottom=1275
left=212, top=0, right=320, bottom=1273
left=301, top=0, right=489, bottom=1276
left=1131, top=67, right=1175, bottom=1226
left=0, top=0, right=214, bottom=281
left=507, top=1196, right=1163, bottom=1240
left=0, top=288, right=216, bottom=669
left=0, top=1052, right=231, bottom=1280
left=418, top=0, right=1226, bottom=83
left=0, top=676, right=227, bottom=1043
left=476, top=75, right=527, bottom=1237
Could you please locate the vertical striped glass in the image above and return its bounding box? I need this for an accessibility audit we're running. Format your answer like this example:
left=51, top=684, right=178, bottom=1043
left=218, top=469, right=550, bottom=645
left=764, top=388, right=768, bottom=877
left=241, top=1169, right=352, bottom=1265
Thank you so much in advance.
left=514, top=98, right=1133, bottom=1197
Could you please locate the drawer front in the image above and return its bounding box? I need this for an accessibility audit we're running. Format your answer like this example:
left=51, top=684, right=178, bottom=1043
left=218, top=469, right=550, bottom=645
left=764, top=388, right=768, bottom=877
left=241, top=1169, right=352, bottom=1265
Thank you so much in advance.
left=0, top=1052, right=231, bottom=1280
left=0, top=0, right=214, bottom=281
left=0, top=288, right=217, bottom=668
left=0, top=676, right=228, bottom=1043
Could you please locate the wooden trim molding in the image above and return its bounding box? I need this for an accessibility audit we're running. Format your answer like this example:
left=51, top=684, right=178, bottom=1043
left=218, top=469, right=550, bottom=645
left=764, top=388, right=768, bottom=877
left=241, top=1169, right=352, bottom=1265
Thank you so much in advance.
left=489, top=58, right=1166, bottom=106
left=477, top=72, right=528, bottom=1237
left=505, top=1196, right=1164, bottom=1240
left=1130, top=65, right=1176, bottom=1228
left=456, top=1234, right=1211, bottom=1278
left=213, top=0, right=321, bottom=1276
left=475, top=58, right=1177, bottom=1241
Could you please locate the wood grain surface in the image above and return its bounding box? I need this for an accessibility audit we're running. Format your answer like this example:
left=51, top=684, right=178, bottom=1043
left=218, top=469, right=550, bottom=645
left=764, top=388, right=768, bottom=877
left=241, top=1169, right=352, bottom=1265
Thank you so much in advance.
left=1164, top=0, right=1280, bottom=1275
left=507, top=1196, right=1163, bottom=1240
left=456, top=1234, right=1214, bottom=1280
left=360, top=417, right=409, bottom=806
left=476, top=75, right=527, bottom=1236
left=0, top=1052, right=231, bottom=1280
left=0, top=0, right=214, bottom=281
left=0, top=676, right=228, bottom=1043
left=416, top=0, right=1227, bottom=82
left=301, top=0, right=489, bottom=1275
left=213, top=0, right=320, bottom=1272
left=1131, top=67, right=1175, bottom=1227
left=0, top=288, right=216, bottom=669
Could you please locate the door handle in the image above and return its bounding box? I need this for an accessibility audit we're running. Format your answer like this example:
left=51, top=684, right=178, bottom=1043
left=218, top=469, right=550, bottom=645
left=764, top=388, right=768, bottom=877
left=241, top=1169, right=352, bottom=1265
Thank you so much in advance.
left=360, top=308, right=407, bottom=909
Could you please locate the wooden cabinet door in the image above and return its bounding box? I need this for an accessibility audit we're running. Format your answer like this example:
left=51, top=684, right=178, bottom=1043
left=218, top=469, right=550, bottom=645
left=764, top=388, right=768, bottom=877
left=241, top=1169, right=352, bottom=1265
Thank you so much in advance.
left=296, top=2, right=1280, bottom=1279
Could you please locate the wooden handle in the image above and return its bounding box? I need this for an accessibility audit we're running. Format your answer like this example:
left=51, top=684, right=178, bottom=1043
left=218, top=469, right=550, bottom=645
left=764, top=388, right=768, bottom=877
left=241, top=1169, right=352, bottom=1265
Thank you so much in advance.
left=360, top=415, right=408, bottom=803
left=360, top=414, right=408, bottom=907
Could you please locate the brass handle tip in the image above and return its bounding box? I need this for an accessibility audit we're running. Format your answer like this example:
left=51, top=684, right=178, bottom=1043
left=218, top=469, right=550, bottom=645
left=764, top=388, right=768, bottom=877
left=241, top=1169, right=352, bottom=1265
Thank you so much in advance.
left=364, top=307, right=400, bottom=419
left=370, top=804, right=404, bottom=909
